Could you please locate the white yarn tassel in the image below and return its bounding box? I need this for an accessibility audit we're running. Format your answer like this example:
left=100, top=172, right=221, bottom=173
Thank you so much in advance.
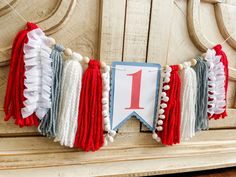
left=180, top=62, right=197, bottom=141
left=54, top=52, right=83, bottom=147
left=102, top=65, right=116, bottom=146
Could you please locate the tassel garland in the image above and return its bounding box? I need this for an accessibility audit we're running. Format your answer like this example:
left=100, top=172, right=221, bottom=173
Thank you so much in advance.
left=38, top=44, right=64, bottom=137
left=54, top=52, right=83, bottom=147
left=3, top=20, right=230, bottom=150
left=180, top=62, right=197, bottom=140
left=4, top=22, right=39, bottom=127
left=74, top=60, right=104, bottom=151
left=193, top=57, right=209, bottom=132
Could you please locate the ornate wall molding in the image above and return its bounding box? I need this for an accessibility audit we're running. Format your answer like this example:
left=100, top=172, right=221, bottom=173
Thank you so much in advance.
left=0, top=0, right=76, bottom=66
left=0, top=0, right=17, bottom=17
left=187, top=0, right=236, bottom=81
left=215, top=3, right=236, bottom=50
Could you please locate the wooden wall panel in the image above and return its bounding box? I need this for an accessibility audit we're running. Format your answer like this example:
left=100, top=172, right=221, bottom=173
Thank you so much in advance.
left=1, top=152, right=236, bottom=177
left=0, top=129, right=236, bottom=176
left=123, top=0, right=151, bottom=62
left=147, top=0, right=175, bottom=65
left=99, top=0, right=126, bottom=65
left=120, top=0, right=152, bottom=132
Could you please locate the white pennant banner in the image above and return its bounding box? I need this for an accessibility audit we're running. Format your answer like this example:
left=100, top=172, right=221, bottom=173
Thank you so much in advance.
left=110, top=62, right=161, bottom=131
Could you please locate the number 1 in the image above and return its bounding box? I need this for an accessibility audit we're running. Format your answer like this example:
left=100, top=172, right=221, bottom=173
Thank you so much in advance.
left=125, top=70, right=144, bottom=110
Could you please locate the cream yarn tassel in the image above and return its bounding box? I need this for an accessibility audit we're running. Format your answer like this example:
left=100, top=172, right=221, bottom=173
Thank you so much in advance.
left=101, top=65, right=116, bottom=146
left=54, top=52, right=83, bottom=147
left=180, top=62, right=197, bottom=141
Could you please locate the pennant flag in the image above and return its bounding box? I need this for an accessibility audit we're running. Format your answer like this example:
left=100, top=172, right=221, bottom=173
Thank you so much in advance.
left=110, top=62, right=161, bottom=131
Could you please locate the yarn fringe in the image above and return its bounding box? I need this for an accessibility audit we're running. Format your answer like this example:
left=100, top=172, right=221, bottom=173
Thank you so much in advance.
left=54, top=52, right=83, bottom=147
left=74, top=60, right=104, bottom=151
left=193, top=57, right=209, bottom=132
left=4, top=22, right=39, bottom=127
left=180, top=62, right=197, bottom=140
left=38, top=44, right=64, bottom=137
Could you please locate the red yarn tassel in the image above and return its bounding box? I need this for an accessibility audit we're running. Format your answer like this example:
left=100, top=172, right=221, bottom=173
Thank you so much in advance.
left=74, top=60, right=104, bottom=151
left=4, top=22, right=39, bottom=127
left=212, top=44, right=228, bottom=119
left=158, top=65, right=181, bottom=145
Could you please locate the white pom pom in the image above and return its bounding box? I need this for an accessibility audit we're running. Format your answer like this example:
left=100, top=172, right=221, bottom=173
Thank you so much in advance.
left=102, top=76, right=107, bottom=81
left=156, top=136, right=161, bottom=142
left=102, top=92, right=108, bottom=98
left=163, top=72, right=171, bottom=78
left=164, top=77, right=170, bottom=83
left=109, top=130, right=116, bottom=137
left=102, top=73, right=107, bottom=78
left=103, top=85, right=109, bottom=92
left=160, top=103, right=167, bottom=108
left=157, top=120, right=163, bottom=125
left=104, top=118, right=109, bottom=124
left=106, top=66, right=110, bottom=72
left=108, top=135, right=114, bottom=143
left=161, top=92, right=166, bottom=97
left=163, top=85, right=170, bottom=90
left=156, top=126, right=163, bottom=131
left=152, top=133, right=158, bottom=140
left=158, top=109, right=164, bottom=114
left=105, top=124, right=110, bottom=131
left=102, top=98, right=107, bottom=104
left=166, top=66, right=172, bottom=72
left=102, top=110, right=108, bottom=117
left=163, top=96, right=169, bottom=102
left=159, top=115, right=165, bottom=119
left=103, top=104, right=109, bottom=111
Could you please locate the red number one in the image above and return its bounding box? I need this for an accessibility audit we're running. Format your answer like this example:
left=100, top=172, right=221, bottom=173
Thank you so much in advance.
left=125, top=70, right=144, bottom=110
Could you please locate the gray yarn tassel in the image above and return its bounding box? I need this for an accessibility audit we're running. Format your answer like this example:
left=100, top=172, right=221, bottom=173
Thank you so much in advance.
left=193, top=56, right=209, bottom=132
left=38, top=44, right=64, bottom=137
